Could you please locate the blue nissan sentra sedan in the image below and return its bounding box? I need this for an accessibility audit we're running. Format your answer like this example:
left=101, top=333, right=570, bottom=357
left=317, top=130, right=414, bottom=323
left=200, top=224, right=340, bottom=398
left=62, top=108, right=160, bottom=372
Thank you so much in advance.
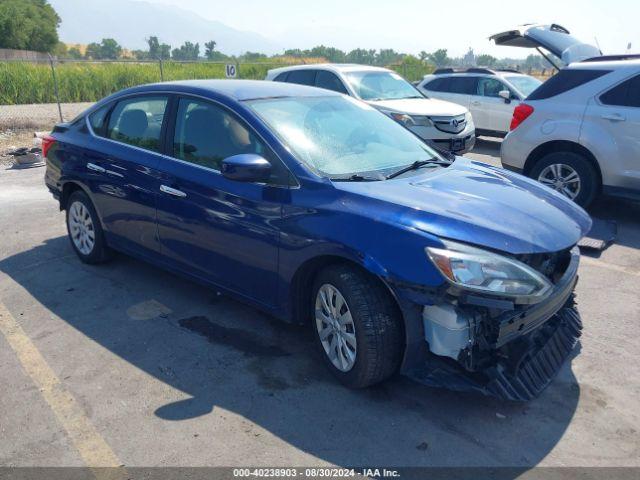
left=44, top=80, right=591, bottom=401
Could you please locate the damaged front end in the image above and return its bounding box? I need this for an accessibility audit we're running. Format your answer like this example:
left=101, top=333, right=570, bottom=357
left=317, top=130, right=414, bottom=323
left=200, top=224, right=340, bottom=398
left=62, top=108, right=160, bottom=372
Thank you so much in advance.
left=405, top=242, right=582, bottom=401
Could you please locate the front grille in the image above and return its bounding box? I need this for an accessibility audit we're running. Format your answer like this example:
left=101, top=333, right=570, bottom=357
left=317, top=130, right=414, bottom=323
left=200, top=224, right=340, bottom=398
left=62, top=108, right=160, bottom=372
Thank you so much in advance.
left=515, top=247, right=572, bottom=284
left=431, top=114, right=466, bottom=134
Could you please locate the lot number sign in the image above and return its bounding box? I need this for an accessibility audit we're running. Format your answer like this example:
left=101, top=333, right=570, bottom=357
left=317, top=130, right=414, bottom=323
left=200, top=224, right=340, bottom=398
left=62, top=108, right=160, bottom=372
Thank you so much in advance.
left=225, top=64, right=237, bottom=78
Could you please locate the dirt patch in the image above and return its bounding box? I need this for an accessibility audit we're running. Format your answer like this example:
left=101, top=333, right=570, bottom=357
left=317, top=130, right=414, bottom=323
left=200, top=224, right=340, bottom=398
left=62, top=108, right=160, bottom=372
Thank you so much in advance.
left=0, top=130, right=38, bottom=166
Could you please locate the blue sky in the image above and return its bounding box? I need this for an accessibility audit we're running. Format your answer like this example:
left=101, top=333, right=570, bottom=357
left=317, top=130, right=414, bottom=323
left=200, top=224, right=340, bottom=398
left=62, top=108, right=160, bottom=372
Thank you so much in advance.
left=147, top=0, right=638, bottom=57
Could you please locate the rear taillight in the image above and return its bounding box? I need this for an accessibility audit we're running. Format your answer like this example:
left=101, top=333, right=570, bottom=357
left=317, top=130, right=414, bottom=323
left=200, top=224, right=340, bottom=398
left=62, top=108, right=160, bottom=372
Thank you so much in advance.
left=510, top=104, right=534, bottom=131
left=41, top=135, right=56, bottom=159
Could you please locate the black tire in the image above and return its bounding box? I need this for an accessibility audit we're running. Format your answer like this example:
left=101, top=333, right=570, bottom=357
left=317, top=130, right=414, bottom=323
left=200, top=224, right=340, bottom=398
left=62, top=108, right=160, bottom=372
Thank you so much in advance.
left=311, top=264, right=403, bottom=388
left=65, top=190, right=111, bottom=264
left=529, top=151, right=599, bottom=208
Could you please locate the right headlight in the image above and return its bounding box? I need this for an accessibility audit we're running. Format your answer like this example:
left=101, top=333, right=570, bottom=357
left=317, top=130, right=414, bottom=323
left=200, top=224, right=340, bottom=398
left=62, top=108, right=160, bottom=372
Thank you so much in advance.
left=426, top=241, right=552, bottom=299
left=385, top=112, right=434, bottom=127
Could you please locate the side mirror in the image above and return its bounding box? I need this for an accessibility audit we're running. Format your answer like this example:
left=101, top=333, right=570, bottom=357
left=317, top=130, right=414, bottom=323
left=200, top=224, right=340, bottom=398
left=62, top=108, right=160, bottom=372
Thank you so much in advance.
left=498, top=90, right=511, bottom=103
left=222, top=154, right=271, bottom=183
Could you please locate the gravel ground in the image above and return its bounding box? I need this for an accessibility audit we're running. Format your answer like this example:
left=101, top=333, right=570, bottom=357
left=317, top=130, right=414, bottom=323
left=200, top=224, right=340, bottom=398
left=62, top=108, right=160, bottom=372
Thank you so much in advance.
left=0, top=138, right=638, bottom=473
left=0, top=102, right=93, bottom=131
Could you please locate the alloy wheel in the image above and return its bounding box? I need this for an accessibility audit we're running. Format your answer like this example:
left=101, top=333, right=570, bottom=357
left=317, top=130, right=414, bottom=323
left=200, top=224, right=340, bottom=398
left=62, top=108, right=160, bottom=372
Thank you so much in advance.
left=315, top=283, right=357, bottom=372
left=68, top=201, right=95, bottom=255
left=537, top=163, right=581, bottom=200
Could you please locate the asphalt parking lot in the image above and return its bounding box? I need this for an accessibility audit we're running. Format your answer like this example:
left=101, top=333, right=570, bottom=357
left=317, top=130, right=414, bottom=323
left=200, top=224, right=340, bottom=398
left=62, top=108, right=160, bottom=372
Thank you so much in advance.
left=0, top=138, right=639, bottom=471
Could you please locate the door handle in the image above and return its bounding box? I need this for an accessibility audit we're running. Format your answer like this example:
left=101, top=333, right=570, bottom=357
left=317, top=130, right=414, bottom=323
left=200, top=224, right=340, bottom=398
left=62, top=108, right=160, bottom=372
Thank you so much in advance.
left=601, top=113, right=626, bottom=122
left=87, top=162, right=106, bottom=173
left=160, top=185, right=187, bottom=198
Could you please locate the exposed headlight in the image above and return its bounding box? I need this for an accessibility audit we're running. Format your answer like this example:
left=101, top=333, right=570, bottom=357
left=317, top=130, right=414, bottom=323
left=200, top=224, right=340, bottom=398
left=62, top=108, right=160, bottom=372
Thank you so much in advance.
left=426, top=241, right=552, bottom=299
left=387, top=112, right=433, bottom=127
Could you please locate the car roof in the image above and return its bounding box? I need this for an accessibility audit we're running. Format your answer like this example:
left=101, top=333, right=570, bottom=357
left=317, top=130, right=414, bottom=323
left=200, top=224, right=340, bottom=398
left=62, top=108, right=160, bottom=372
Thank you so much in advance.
left=268, top=63, right=391, bottom=75
left=567, top=58, right=640, bottom=70
left=119, top=79, right=337, bottom=101
left=422, top=70, right=535, bottom=80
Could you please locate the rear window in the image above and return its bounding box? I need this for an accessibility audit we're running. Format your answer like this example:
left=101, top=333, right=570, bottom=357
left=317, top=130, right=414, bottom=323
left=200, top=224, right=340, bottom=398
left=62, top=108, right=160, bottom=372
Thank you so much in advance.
left=527, top=69, right=611, bottom=100
left=600, top=74, right=640, bottom=107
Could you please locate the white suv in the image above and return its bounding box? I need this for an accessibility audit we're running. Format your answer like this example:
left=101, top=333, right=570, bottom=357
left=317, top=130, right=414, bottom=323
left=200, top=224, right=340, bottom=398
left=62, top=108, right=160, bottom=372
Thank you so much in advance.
left=417, top=68, right=542, bottom=136
left=266, top=64, right=476, bottom=153
left=501, top=57, right=640, bottom=207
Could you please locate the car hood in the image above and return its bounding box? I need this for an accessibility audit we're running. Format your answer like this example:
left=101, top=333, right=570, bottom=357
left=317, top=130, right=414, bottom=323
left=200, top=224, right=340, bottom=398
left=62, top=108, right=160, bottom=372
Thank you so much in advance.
left=367, top=97, right=468, bottom=117
left=489, top=23, right=601, bottom=65
left=333, top=158, right=592, bottom=254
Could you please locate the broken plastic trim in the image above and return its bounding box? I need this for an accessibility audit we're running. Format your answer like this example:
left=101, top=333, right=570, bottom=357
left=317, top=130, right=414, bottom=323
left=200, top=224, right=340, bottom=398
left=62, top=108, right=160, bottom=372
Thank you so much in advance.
left=406, top=304, right=582, bottom=401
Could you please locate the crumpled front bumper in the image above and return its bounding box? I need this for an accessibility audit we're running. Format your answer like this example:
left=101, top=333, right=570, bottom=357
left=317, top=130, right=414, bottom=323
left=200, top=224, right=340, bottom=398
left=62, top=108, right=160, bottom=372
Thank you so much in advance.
left=406, top=303, right=582, bottom=401
left=401, top=247, right=583, bottom=401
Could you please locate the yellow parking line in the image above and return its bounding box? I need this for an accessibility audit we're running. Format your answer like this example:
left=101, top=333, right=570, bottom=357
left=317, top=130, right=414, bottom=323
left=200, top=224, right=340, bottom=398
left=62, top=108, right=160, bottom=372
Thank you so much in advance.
left=0, top=302, right=121, bottom=467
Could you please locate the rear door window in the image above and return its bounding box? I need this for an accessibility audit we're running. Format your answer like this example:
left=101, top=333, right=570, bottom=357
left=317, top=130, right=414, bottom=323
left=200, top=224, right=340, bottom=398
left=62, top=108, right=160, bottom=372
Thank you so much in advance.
left=527, top=69, right=611, bottom=100
left=107, top=96, right=168, bottom=152
left=447, top=77, right=478, bottom=94
left=600, top=74, right=640, bottom=107
left=315, top=71, right=348, bottom=94
left=286, top=70, right=317, bottom=86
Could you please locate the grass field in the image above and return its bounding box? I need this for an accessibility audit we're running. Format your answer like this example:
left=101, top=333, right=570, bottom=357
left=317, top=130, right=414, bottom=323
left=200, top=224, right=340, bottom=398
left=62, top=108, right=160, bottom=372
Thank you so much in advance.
left=0, top=61, right=294, bottom=105
left=0, top=59, right=437, bottom=105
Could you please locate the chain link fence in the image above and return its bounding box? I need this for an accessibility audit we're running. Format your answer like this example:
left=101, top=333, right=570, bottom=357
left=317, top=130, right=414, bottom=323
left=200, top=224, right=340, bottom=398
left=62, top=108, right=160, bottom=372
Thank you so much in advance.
left=0, top=52, right=550, bottom=135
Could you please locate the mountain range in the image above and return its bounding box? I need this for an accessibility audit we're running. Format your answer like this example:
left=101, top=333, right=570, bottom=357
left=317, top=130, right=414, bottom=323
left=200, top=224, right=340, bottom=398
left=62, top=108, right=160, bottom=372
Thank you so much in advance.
left=49, top=0, right=283, bottom=55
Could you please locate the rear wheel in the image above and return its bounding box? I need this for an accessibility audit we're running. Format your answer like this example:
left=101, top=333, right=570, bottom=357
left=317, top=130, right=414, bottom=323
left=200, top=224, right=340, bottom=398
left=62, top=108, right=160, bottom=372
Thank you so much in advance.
left=529, top=151, right=598, bottom=207
left=66, top=190, right=111, bottom=264
left=311, top=265, right=403, bottom=388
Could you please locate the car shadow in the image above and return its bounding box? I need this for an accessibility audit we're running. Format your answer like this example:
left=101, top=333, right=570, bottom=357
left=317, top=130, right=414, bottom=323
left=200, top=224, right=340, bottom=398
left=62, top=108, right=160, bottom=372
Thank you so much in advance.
left=585, top=196, right=640, bottom=254
left=0, top=236, right=580, bottom=470
left=470, top=136, right=503, bottom=158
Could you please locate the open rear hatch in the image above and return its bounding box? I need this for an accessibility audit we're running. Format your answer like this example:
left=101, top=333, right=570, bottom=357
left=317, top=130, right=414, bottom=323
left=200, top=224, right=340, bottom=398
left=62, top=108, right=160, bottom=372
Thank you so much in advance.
left=490, top=23, right=602, bottom=66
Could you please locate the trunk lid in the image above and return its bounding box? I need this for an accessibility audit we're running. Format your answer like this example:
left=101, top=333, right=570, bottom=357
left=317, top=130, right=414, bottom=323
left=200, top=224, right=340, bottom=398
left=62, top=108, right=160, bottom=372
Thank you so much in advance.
left=489, top=23, right=602, bottom=65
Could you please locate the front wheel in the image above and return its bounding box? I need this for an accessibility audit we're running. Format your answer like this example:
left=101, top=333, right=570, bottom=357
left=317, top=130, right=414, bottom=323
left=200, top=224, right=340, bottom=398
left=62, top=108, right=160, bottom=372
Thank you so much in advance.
left=311, top=265, right=403, bottom=388
left=529, top=151, right=599, bottom=207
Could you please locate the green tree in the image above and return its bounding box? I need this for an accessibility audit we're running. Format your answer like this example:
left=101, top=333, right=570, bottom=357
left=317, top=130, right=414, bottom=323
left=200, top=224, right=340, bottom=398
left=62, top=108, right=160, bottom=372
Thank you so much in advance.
left=476, top=54, right=497, bottom=67
left=85, top=38, right=122, bottom=59
left=146, top=36, right=170, bottom=60
left=85, top=42, right=102, bottom=59
left=307, top=45, right=346, bottom=62
left=376, top=49, right=402, bottom=66
left=0, top=0, right=60, bottom=52
left=284, top=48, right=304, bottom=57
left=52, top=41, right=67, bottom=57
left=427, top=49, right=450, bottom=67
left=419, top=51, right=428, bottom=62
left=346, top=48, right=377, bottom=65
left=172, top=42, right=200, bottom=60
left=241, top=51, right=267, bottom=61
left=204, top=40, right=217, bottom=60
left=67, top=47, right=83, bottom=59
left=99, top=38, right=122, bottom=59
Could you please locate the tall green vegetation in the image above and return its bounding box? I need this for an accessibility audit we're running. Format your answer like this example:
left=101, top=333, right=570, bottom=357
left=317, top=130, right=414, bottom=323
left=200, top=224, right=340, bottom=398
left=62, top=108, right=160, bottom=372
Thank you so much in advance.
left=0, top=0, right=60, bottom=52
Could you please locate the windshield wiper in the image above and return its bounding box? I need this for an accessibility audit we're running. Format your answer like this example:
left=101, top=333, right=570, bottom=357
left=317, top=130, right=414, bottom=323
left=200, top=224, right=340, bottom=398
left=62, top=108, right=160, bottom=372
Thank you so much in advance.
left=332, top=174, right=381, bottom=182
left=385, top=159, right=451, bottom=180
